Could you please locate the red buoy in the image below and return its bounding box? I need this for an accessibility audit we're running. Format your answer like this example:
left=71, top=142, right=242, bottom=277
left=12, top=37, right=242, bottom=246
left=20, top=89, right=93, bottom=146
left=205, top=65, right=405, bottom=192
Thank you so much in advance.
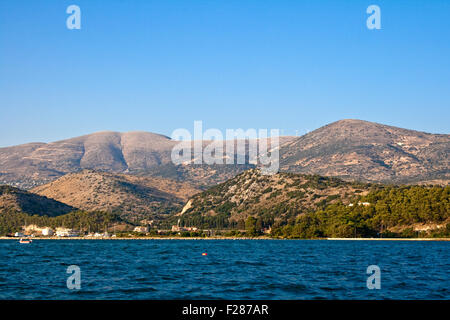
left=202, top=252, right=207, bottom=256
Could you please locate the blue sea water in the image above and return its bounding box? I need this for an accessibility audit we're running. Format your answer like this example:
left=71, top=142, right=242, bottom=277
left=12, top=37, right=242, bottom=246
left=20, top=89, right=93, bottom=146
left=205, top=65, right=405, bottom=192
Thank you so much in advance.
left=0, top=239, right=448, bottom=300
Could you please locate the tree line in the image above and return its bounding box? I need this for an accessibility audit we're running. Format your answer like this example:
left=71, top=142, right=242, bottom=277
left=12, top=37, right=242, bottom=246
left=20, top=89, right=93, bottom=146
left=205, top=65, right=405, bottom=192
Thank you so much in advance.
left=271, top=186, right=449, bottom=238
left=0, top=209, right=121, bottom=235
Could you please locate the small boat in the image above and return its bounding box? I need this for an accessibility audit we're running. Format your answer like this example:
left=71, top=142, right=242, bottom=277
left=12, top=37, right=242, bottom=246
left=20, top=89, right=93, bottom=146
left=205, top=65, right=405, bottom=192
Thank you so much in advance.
left=19, top=238, right=32, bottom=244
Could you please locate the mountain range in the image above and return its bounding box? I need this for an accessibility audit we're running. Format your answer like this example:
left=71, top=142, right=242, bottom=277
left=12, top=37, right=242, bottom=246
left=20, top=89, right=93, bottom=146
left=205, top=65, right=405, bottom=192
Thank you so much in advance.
left=1, top=119, right=448, bottom=190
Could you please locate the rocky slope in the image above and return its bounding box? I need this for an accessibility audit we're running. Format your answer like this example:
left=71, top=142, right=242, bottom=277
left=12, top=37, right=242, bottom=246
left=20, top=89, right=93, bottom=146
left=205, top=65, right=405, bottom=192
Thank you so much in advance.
left=279, top=119, right=449, bottom=183
left=178, top=168, right=373, bottom=225
left=31, top=170, right=201, bottom=221
left=178, top=168, right=449, bottom=236
left=0, top=185, right=76, bottom=217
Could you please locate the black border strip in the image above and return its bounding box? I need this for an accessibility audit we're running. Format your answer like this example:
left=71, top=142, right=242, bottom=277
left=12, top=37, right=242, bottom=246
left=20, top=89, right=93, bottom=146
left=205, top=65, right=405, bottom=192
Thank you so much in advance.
left=1, top=300, right=448, bottom=318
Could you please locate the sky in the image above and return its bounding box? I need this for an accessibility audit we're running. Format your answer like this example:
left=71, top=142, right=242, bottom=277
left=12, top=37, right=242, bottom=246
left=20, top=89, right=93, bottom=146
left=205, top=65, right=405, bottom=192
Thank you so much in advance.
left=0, top=0, right=449, bottom=147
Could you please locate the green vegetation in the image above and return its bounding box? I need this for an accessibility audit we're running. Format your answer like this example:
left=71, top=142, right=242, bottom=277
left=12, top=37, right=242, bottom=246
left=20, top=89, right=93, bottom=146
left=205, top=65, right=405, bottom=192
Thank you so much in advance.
left=0, top=209, right=121, bottom=235
left=271, top=186, right=450, bottom=238
left=1, top=170, right=448, bottom=239
left=171, top=168, right=449, bottom=238
left=175, top=211, right=232, bottom=230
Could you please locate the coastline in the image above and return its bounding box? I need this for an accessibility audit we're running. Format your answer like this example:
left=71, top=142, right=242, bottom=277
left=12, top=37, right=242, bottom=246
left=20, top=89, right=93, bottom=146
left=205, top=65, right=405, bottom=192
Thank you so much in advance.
left=1, top=236, right=449, bottom=241
left=326, top=237, right=450, bottom=241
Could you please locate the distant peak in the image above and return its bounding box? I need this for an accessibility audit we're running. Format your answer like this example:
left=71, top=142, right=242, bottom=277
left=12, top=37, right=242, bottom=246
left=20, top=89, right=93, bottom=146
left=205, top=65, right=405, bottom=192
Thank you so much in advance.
left=330, top=119, right=376, bottom=126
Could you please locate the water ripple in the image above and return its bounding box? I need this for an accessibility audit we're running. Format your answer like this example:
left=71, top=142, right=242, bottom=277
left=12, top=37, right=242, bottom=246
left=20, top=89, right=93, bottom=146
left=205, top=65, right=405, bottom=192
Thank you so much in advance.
left=0, top=239, right=448, bottom=300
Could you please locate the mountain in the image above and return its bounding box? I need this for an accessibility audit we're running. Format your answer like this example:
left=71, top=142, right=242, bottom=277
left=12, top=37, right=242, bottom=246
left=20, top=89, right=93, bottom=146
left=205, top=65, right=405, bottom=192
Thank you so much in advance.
left=30, top=170, right=201, bottom=222
left=0, top=120, right=448, bottom=189
left=0, top=131, right=284, bottom=189
left=0, top=131, right=177, bottom=189
left=0, top=185, right=76, bottom=217
left=177, top=168, right=450, bottom=238
left=177, top=168, right=372, bottom=227
left=279, top=119, right=449, bottom=184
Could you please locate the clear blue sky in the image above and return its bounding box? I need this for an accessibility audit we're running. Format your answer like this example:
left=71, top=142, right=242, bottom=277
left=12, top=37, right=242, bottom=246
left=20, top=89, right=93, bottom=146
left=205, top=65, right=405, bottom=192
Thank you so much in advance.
left=1, top=0, right=449, bottom=147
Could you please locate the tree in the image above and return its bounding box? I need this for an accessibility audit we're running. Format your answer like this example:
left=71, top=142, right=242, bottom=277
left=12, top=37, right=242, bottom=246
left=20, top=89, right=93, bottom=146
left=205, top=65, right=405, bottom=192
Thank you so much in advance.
left=245, top=216, right=258, bottom=236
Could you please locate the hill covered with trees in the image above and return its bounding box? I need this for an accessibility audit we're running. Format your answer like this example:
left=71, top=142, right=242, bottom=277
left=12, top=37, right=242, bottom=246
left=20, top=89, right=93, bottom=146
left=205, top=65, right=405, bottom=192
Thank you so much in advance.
left=272, top=185, right=450, bottom=238
left=178, top=169, right=449, bottom=238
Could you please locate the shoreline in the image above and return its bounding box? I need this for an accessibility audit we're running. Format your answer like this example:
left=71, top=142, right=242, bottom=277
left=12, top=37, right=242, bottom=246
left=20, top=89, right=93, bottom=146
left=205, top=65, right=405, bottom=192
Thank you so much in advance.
left=326, top=237, right=450, bottom=241
left=1, top=236, right=449, bottom=241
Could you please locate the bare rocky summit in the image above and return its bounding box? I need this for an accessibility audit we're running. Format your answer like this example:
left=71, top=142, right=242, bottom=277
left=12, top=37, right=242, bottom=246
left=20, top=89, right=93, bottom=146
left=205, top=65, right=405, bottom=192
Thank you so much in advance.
left=279, top=119, right=449, bottom=184
left=0, top=120, right=448, bottom=189
left=0, top=131, right=177, bottom=189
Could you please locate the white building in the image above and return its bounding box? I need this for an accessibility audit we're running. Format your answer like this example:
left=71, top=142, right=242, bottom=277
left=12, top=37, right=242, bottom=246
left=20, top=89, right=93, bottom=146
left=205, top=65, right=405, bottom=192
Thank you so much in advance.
left=348, top=202, right=371, bottom=207
left=41, top=228, right=54, bottom=236
left=171, top=225, right=198, bottom=232
left=92, top=232, right=110, bottom=238
left=134, top=226, right=149, bottom=233
left=56, top=228, right=79, bottom=237
left=14, top=232, right=25, bottom=237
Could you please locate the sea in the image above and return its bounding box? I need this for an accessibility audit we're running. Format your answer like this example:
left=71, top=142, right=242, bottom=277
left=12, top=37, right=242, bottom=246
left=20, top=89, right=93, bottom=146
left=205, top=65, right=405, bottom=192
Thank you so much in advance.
left=0, top=239, right=448, bottom=300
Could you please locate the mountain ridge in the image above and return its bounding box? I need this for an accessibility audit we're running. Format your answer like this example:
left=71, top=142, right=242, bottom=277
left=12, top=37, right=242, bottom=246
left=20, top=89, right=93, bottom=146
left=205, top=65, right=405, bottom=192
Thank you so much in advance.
left=279, top=119, right=449, bottom=183
left=0, top=120, right=448, bottom=188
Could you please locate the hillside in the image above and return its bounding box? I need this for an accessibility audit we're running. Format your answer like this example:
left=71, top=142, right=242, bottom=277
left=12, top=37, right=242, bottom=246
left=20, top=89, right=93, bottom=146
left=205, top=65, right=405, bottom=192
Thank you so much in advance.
left=280, top=119, right=450, bottom=184
left=0, top=185, right=76, bottom=217
left=31, top=170, right=201, bottom=222
left=178, top=168, right=373, bottom=228
left=178, top=169, right=450, bottom=238
left=143, top=162, right=255, bottom=188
